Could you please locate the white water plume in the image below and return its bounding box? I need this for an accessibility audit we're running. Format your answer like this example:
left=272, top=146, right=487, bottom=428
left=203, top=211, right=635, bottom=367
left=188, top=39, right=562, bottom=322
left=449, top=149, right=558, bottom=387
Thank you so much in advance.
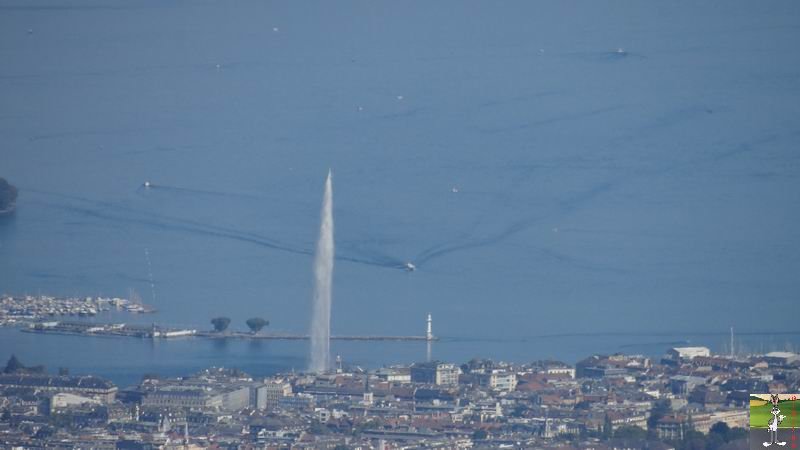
left=309, top=170, right=334, bottom=373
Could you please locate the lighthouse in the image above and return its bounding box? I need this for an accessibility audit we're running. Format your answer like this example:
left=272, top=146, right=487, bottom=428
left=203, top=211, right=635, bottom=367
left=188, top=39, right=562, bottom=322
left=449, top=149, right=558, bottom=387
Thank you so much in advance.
left=426, top=314, right=433, bottom=341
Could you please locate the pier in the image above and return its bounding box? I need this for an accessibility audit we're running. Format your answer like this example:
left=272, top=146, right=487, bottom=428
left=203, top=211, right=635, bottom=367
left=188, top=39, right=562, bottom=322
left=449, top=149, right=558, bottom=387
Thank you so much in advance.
left=21, top=321, right=194, bottom=339
left=21, top=322, right=438, bottom=341
left=197, top=331, right=437, bottom=341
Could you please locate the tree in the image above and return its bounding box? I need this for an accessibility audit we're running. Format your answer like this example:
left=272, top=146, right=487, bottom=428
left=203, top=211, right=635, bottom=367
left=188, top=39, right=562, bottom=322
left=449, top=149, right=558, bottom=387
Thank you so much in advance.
left=210, top=317, right=231, bottom=333
left=471, top=429, right=488, bottom=440
left=34, top=426, right=56, bottom=439
left=705, top=432, right=726, bottom=450
left=4, top=355, right=24, bottom=373
left=613, top=425, right=646, bottom=440
left=647, top=399, right=671, bottom=432
left=0, top=178, right=17, bottom=211
left=246, top=317, right=269, bottom=334
left=681, top=430, right=706, bottom=450
left=308, top=421, right=328, bottom=435
left=709, top=421, right=730, bottom=439
left=727, top=427, right=747, bottom=442
left=602, top=414, right=613, bottom=439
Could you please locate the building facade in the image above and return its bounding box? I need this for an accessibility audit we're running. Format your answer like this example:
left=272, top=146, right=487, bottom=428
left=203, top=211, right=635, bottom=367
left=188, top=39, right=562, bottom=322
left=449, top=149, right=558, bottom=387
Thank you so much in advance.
left=410, top=362, right=459, bottom=386
left=253, top=381, right=292, bottom=410
left=0, top=374, right=117, bottom=403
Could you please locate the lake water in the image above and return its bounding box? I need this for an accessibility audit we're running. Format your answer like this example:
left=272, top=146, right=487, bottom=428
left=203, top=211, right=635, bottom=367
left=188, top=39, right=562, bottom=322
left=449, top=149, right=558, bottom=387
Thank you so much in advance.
left=1, top=0, right=799, bottom=384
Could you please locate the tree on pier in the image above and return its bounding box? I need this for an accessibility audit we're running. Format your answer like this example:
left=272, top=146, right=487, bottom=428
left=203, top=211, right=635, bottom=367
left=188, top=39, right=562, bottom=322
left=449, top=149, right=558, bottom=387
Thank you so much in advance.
left=3, top=355, right=44, bottom=374
left=246, top=317, right=269, bottom=334
left=0, top=178, right=17, bottom=211
left=210, top=317, right=231, bottom=333
left=3, top=355, right=24, bottom=373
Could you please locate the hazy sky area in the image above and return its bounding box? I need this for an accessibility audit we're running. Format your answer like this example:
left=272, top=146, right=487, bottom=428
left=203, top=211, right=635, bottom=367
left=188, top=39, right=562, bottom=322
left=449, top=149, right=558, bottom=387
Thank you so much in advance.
left=1, top=0, right=799, bottom=350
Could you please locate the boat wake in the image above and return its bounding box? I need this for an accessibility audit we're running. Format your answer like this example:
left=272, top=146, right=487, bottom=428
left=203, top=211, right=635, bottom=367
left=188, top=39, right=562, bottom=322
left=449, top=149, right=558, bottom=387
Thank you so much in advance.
left=28, top=188, right=403, bottom=270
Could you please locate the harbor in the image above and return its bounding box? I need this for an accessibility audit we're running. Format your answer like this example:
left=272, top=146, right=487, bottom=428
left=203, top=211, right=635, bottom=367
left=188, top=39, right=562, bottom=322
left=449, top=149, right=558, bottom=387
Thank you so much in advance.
left=0, top=294, right=156, bottom=326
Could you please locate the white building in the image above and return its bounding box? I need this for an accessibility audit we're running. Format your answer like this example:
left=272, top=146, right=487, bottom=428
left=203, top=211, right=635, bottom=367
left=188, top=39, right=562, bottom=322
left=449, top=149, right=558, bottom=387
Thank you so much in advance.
left=375, top=367, right=411, bottom=383
left=410, top=362, right=460, bottom=386
left=708, top=409, right=749, bottom=429
left=315, top=408, right=330, bottom=423
left=50, top=393, right=100, bottom=412
left=667, top=347, right=711, bottom=361
left=478, top=371, right=517, bottom=392
left=543, top=363, right=576, bottom=379
left=253, top=380, right=292, bottom=410
left=764, top=352, right=799, bottom=366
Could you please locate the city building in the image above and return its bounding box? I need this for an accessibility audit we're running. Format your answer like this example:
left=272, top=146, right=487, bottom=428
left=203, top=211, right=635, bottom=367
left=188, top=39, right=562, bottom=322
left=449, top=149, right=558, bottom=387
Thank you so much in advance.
left=477, top=370, right=517, bottom=392
left=670, top=375, right=707, bottom=395
left=141, top=385, right=250, bottom=411
left=252, top=380, right=292, bottom=410
left=0, top=348, right=782, bottom=449
left=763, top=351, right=800, bottom=366
left=0, top=374, right=117, bottom=403
left=375, top=367, right=411, bottom=383
left=656, top=415, right=690, bottom=440
left=667, top=347, right=711, bottom=361
left=542, top=362, right=576, bottom=379
left=49, top=392, right=101, bottom=412
left=410, top=362, right=459, bottom=386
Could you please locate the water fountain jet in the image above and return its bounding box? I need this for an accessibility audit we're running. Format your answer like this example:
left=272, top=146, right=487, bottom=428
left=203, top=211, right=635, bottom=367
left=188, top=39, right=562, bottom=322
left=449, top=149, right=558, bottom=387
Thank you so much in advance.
left=309, top=170, right=334, bottom=373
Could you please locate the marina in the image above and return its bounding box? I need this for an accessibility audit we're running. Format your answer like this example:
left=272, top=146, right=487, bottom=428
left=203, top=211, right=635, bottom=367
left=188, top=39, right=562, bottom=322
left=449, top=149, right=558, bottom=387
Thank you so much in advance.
left=0, top=294, right=156, bottom=326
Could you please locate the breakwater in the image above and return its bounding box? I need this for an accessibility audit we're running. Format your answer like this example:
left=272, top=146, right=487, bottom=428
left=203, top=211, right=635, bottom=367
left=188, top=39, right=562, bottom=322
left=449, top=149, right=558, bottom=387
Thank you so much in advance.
left=21, top=322, right=436, bottom=341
